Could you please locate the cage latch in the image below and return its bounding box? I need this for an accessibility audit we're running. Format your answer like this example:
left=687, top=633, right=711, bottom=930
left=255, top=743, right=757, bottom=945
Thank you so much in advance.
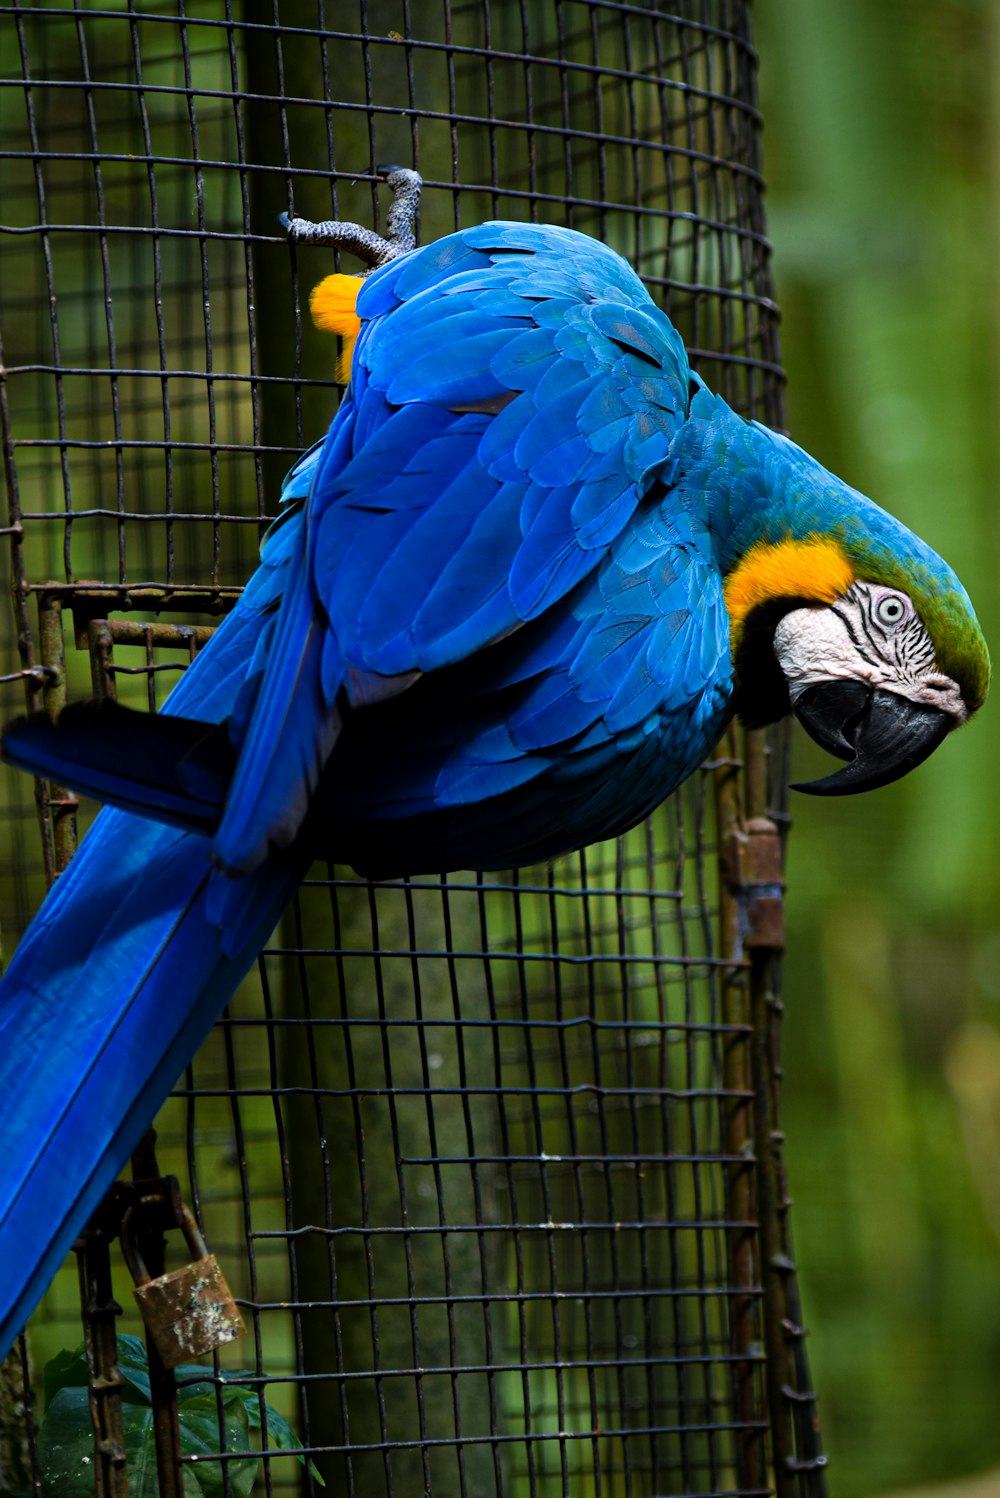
left=122, top=1199, right=245, bottom=1368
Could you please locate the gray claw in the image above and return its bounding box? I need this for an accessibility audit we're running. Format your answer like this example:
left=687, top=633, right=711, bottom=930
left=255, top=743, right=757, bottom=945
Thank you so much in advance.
left=281, top=168, right=422, bottom=269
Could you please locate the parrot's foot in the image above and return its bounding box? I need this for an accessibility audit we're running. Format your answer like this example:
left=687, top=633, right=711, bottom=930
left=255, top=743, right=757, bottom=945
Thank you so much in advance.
left=280, top=166, right=422, bottom=269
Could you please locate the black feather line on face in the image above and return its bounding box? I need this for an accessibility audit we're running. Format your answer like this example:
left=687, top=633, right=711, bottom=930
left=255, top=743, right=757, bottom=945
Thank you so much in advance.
left=732, top=595, right=815, bottom=730
left=832, top=601, right=880, bottom=662
left=894, top=616, right=935, bottom=674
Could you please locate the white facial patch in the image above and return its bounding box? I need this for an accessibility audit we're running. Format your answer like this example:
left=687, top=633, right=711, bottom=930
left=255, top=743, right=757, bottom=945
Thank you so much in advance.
left=773, top=582, right=967, bottom=723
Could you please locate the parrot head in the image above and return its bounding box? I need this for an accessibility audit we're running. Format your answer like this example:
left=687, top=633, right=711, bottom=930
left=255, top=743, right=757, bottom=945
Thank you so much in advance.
left=721, top=439, right=990, bottom=796
left=772, top=573, right=985, bottom=795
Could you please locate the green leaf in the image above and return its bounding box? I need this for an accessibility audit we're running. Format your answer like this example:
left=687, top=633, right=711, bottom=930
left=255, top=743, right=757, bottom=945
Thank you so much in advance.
left=42, top=1345, right=88, bottom=1407
left=260, top=1403, right=326, bottom=1485
left=174, top=1398, right=256, bottom=1498
left=37, top=1388, right=165, bottom=1498
left=39, top=1339, right=320, bottom=1491
left=115, top=1334, right=155, bottom=1404
left=37, top=1387, right=256, bottom=1498
left=36, top=1388, right=95, bottom=1496
left=180, top=1389, right=325, bottom=1486
left=43, top=1335, right=153, bottom=1410
left=259, top=1403, right=292, bottom=1443
left=178, top=1391, right=255, bottom=1421
left=170, top=1361, right=237, bottom=1404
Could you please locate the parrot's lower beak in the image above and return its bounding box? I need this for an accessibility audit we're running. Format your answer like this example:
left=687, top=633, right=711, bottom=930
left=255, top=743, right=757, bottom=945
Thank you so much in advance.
left=791, top=682, right=953, bottom=796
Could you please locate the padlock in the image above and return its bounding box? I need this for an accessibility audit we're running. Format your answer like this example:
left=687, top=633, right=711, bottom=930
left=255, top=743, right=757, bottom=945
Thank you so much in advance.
left=123, top=1201, right=245, bottom=1368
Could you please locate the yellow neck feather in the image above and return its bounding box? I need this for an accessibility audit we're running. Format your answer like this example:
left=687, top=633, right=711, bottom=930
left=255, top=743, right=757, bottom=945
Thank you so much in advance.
left=723, top=536, right=854, bottom=646
left=309, top=274, right=363, bottom=385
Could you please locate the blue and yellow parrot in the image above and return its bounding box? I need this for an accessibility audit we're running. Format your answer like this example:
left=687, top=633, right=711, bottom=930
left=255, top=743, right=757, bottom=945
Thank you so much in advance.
left=0, top=191, right=988, bottom=1353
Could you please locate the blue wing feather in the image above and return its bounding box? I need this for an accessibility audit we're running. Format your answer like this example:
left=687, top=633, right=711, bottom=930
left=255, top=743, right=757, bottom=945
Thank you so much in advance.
left=0, top=820, right=299, bottom=1346
left=213, top=222, right=705, bottom=869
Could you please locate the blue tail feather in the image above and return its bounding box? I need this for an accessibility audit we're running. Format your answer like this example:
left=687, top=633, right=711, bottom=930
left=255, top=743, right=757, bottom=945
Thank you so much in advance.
left=0, top=486, right=310, bottom=1352
left=0, top=809, right=300, bottom=1350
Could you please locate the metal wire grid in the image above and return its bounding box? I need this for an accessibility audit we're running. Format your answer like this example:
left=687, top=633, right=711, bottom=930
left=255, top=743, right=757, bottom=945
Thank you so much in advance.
left=0, top=3, right=824, bottom=1494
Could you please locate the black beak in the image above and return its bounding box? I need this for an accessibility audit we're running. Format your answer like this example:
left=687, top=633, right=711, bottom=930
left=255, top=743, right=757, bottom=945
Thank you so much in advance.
left=792, top=682, right=953, bottom=796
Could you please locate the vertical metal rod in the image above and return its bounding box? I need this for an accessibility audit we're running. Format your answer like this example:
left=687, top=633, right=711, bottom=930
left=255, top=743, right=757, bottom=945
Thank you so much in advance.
left=751, top=937, right=828, bottom=1491
left=748, top=945, right=797, bottom=1498
left=131, top=1134, right=185, bottom=1498
left=717, top=723, right=829, bottom=1493
left=743, top=731, right=829, bottom=1495
left=715, top=727, right=766, bottom=1492
left=88, top=619, right=118, bottom=703
left=36, top=592, right=79, bottom=878
left=75, top=1229, right=128, bottom=1498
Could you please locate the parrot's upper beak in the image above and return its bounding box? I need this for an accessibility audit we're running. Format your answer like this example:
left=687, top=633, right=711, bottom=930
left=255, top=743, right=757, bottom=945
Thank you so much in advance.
left=791, top=681, right=953, bottom=796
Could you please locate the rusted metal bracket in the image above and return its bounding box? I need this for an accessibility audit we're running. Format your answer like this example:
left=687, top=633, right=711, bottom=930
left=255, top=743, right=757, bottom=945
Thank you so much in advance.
left=27, top=591, right=225, bottom=880
left=20, top=580, right=241, bottom=646
left=87, top=619, right=215, bottom=706
left=720, top=813, right=786, bottom=956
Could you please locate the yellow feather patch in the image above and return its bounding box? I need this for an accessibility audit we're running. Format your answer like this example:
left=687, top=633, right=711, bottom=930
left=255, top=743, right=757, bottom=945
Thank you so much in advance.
left=723, top=535, right=855, bottom=646
left=309, top=274, right=363, bottom=385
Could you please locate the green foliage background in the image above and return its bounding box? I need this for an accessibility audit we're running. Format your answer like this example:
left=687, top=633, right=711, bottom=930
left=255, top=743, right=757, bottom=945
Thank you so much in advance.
left=757, top=2, right=1000, bottom=1493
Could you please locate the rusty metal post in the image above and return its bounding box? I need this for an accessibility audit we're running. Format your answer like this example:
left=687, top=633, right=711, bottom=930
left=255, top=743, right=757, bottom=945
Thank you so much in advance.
left=36, top=592, right=79, bottom=879
left=716, top=724, right=828, bottom=1494
left=742, top=820, right=796, bottom=1498
left=87, top=620, right=118, bottom=703
left=747, top=726, right=828, bottom=1489
left=75, top=1211, right=129, bottom=1498
left=130, top=1134, right=185, bottom=1498
left=716, top=726, right=768, bottom=1492
left=749, top=939, right=827, bottom=1489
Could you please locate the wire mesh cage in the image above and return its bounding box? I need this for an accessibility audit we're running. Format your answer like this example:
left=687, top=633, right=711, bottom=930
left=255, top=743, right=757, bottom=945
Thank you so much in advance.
left=0, top=3, right=825, bottom=1494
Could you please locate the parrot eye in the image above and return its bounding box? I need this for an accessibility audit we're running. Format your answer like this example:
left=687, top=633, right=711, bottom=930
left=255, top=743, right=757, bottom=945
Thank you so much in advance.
left=873, top=592, right=909, bottom=628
